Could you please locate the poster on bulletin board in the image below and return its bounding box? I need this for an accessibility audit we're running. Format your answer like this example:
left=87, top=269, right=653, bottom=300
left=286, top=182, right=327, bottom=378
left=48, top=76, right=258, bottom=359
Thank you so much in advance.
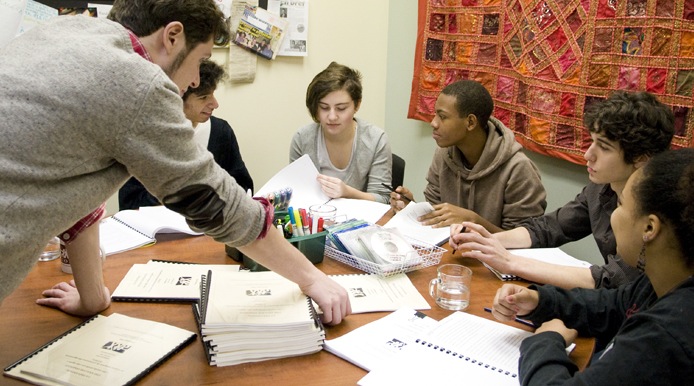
left=267, top=0, right=308, bottom=57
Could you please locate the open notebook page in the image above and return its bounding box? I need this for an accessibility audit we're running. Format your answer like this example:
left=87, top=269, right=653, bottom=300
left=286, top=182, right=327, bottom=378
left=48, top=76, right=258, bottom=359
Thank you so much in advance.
left=359, top=311, right=533, bottom=386
left=383, top=201, right=450, bottom=246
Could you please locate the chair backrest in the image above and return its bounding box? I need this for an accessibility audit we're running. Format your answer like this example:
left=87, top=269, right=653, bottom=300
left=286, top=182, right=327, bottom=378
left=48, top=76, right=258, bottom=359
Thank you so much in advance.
left=391, top=153, right=406, bottom=188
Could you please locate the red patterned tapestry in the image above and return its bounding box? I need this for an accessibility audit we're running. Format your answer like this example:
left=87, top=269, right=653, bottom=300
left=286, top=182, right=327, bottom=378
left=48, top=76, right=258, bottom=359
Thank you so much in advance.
left=409, top=0, right=694, bottom=165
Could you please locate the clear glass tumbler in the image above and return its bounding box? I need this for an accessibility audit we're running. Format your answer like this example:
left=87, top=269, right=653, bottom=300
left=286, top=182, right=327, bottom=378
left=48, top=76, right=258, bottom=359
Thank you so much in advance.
left=38, top=236, right=61, bottom=262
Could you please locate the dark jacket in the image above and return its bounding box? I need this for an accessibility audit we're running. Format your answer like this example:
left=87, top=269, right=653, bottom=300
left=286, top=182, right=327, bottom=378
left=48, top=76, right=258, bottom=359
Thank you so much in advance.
left=520, top=183, right=641, bottom=288
left=519, top=274, right=694, bottom=385
left=119, top=116, right=253, bottom=210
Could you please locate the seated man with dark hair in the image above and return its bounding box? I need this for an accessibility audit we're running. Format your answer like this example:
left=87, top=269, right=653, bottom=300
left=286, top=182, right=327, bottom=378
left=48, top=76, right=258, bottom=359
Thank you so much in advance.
left=390, top=79, right=547, bottom=232
left=119, top=60, right=253, bottom=210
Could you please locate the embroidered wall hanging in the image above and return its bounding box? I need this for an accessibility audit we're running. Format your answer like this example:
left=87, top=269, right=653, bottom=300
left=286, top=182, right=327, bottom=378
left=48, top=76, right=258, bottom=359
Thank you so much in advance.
left=408, top=0, right=694, bottom=165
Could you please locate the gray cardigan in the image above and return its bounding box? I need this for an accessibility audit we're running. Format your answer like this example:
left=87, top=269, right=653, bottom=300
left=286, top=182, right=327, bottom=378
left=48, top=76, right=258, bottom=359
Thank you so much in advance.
left=289, top=117, right=392, bottom=204
left=0, top=16, right=263, bottom=302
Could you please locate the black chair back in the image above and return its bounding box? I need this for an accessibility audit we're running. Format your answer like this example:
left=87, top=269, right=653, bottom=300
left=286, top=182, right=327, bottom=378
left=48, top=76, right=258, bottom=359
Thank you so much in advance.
left=392, top=153, right=406, bottom=188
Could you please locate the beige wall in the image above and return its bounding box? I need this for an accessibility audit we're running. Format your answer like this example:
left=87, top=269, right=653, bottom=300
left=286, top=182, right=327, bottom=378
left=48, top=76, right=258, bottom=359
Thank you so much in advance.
left=108, top=0, right=602, bottom=264
left=108, top=0, right=389, bottom=213
left=213, top=0, right=390, bottom=186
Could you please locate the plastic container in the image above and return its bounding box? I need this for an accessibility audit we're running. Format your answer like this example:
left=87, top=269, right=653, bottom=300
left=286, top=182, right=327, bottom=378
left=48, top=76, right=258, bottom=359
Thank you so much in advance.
left=325, top=236, right=444, bottom=277
left=225, top=210, right=327, bottom=272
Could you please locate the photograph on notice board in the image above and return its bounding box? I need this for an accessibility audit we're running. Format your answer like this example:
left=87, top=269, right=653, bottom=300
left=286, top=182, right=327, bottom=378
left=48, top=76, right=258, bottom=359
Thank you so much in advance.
left=233, top=5, right=287, bottom=60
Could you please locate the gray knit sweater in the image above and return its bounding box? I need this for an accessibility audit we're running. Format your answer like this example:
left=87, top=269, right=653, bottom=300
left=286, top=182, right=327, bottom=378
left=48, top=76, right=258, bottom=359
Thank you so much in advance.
left=0, top=16, right=263, bottom=302
left=289, top=117, right=392, bottom=204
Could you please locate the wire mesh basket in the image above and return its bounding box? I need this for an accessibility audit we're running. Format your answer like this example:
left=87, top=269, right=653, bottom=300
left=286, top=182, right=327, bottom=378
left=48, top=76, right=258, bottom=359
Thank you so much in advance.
left=324, top=236, right=444, bottom=277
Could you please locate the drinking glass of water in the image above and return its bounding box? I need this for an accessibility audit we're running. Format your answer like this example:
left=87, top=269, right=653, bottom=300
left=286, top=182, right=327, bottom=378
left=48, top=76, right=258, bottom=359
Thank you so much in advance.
left=429, top=264, right=472, bottom=311
left=38, top=236, right=61, bottom=262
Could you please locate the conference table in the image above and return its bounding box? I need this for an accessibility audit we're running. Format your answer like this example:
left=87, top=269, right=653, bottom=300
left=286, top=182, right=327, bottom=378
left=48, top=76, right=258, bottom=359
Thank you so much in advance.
left=1, top=231, right=594, bottom=385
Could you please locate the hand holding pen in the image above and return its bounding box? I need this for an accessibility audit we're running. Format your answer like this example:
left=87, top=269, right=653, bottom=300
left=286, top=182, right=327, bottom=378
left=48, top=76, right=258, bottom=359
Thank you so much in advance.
left=483, top=307, right=535, bottom=328
left=451, top=225, right=467, bottom=255
left=383, top=183, right=415, bottom=212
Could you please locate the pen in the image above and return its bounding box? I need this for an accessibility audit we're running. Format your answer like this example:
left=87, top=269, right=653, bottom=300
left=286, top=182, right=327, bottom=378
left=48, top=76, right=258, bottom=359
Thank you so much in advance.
left=381, top=183, right=414, bottom=203
left=483, top=307, right=536, bottom=328
left=452, top=226, right=466, bottom=255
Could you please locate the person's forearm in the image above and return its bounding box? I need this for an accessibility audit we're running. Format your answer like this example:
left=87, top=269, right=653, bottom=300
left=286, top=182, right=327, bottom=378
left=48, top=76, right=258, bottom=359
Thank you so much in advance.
left=67, top=224, right=110, bottom=313
left=343, top=185, right=376, bottom=201
left=472, top=215, right=503, bottom=233
left=511, top=258, right=595, bottom=289
left=238, top=229, right=325, bottom=286
left=493, top=227, right=532, bottom=248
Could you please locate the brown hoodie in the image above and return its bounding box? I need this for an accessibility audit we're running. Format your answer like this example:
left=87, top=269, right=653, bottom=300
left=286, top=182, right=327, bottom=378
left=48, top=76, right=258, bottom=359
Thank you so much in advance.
left=423, top=117, right=547, bottom=230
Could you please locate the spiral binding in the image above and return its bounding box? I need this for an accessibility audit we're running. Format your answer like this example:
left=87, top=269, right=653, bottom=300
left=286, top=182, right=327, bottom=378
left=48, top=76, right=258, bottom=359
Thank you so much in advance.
left=5, top=314, right=196, bottom=385
left=199, top=271, right=212, bottom=325
left=414, top=338, right=518, bottom=379
left=111, top=214, right=155, bottom=240
left=306, top=295, right=325, bottom=330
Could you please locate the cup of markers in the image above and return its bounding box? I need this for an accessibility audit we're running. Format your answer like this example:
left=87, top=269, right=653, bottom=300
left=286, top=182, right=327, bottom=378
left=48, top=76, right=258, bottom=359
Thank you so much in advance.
left=278, top=206, right=325, bottom=238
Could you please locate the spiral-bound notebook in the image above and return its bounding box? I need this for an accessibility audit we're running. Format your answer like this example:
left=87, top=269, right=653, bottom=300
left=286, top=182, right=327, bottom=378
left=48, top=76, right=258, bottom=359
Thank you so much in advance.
left=358, top=311, right=534, bottom=386
left=3, top=313, right=195, bottom=386
left=325, top=308, right=439, bottom=371
left=99, top=206, right=203, bottom=256
left=111, top=260, right=241, bottom=303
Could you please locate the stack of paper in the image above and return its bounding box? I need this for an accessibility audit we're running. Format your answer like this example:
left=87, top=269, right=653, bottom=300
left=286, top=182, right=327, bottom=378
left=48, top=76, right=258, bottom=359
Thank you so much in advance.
left=196, top=271, right=324, bottom=367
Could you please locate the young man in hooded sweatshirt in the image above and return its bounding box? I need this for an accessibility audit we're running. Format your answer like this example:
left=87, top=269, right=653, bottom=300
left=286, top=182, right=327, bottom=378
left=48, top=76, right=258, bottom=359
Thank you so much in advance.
left=390, top=80, right=546, bottom=232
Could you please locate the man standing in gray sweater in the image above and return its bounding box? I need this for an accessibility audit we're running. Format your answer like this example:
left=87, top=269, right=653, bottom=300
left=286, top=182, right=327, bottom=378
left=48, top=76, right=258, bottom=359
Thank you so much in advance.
left=0, top=0, right=350, bottom=324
